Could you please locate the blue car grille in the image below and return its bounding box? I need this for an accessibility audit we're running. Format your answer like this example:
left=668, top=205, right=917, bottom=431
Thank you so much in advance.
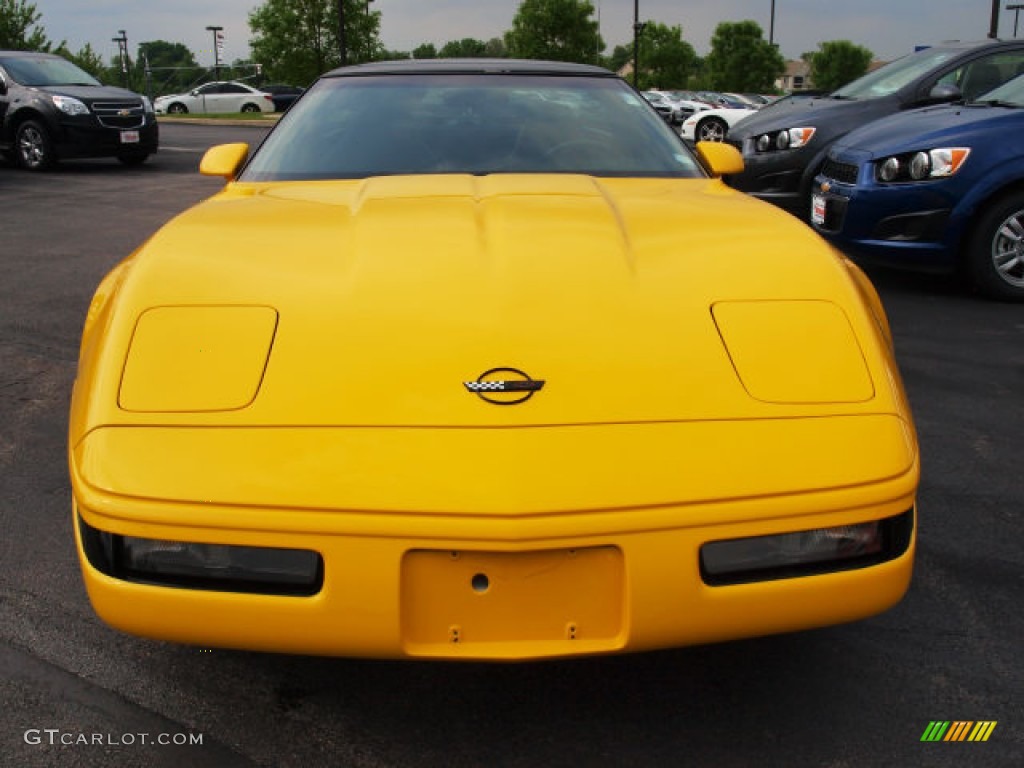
left=821, top=158, right=859, bottom=185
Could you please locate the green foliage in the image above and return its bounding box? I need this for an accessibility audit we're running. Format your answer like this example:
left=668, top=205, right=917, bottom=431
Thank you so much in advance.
left=137, top=40, right=201, bottom=94
left=412, top=43, right=437, bottom=60
left=635, top=22, right=697, bottom=90
left=483, top=38, right=507, bottom=58
left=249, top=0, right=382, bottom=86
left=0, top=0, right=56, bottom=51
left=703, top=20, right=784, bottom=92
left=439, top=38, right=488, bottom=58
left=607, top=44, right=631, bottom=74
left=504, top=0, right=603, bottom=64
left=809, top=40, right=874, bottom=92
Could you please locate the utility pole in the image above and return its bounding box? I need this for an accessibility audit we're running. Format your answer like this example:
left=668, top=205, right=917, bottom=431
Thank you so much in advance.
left=338, top=0, right=348, bottom=66
left=769, top=0, right=776, bottom=46
left=632, top=0, right=645, bottom=89
left=206, top=26, right=224, bottom=81
left=112, top=30, right=129, bottom=89
left=990, top=0, right=1001, bottom=38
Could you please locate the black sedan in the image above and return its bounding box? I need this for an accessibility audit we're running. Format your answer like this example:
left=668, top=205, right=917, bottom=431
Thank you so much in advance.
left=260, top=84, right=305, bottom=112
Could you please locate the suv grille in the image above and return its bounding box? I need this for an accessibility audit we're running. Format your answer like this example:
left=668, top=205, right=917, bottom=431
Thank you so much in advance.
left=820, top=158, right=859, bottom=185
left=91, top=100, right=145, bottom=129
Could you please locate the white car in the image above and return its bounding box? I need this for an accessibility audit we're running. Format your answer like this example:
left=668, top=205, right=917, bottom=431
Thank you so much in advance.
left=681, top=107, right=756, bottom=143
left=648, top=90, right=712, bottom=121
left=154, top=81, right=275, bottom=115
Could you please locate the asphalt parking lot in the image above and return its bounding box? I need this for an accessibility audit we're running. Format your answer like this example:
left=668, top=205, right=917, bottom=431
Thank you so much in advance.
left=0, top=122, right=1021, bottom=767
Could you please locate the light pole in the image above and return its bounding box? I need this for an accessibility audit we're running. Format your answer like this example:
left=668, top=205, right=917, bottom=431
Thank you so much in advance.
left=112, top=29, right=129, bottom=88
left=990, top=0, right=1001, bottom=38
left=1009, top=3, right=1024, bottom=37
left=769, top=0, right=776, bottom=46
left=632, top=0, right=645, bottom=89
left=338, top=0, right=348, bottom=65
left=206, top=26, right=223, bottom=81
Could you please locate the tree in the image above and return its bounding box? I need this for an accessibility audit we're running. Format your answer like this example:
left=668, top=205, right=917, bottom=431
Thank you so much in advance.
left=809, top=40, right=874, bottom=92
left=0, top=0, right=57, bottom=51
left=412, top=43, right=437, bottom=60
left=439, top=38, right=488, bottom=58
left=635, top=22, right=697, bottom=90
left=703, top=20, right=784, bottom=92
left=483, top=37, right=507, bottom=58
left=137, top=40, right=200, bottom=93
left=606, top=44, right=631, bottom=74
left=504, top=0, right=603, bottom=65
left=249, top=0, right=382, bottom=86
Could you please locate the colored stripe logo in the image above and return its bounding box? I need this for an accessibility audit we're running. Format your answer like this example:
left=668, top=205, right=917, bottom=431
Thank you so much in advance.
left=921, top=721, right=997, bottom=742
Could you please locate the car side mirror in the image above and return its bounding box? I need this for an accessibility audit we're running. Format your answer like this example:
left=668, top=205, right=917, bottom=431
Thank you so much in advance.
left=928, top=83, right=962, bottom=103
left=191, top=89, right=200, bottom=96
left=696, top=141, right=744, bottom=177
left=200, top=143, right=249, bottom=180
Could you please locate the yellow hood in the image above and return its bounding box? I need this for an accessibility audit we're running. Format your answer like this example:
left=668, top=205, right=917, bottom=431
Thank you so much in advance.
left=76, top=174, right=898, bottom=432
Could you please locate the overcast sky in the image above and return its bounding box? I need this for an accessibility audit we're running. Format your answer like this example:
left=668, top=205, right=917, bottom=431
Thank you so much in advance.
left=30, top=0, right=1024, bottom=69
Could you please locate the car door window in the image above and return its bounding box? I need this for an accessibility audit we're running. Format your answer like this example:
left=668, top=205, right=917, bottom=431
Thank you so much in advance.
left=934, top=51, right=1024, bottom=100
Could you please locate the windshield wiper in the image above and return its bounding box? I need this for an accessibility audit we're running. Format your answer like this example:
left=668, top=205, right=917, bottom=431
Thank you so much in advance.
left=971, top=98, right=1021, bottom=108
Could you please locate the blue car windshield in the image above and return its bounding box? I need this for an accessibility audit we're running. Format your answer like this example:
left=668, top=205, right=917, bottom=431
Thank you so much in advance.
left=241, top=74, right=704, bottom=181
left=832, top=48, right=959, bottom=100
left=974, top=72, right=1024, bottom=106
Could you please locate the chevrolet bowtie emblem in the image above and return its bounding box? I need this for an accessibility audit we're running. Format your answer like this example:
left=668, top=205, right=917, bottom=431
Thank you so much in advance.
left=464, top=368, right=545, bottom=405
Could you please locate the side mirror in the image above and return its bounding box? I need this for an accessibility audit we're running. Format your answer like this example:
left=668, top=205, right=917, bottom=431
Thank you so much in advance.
left=696, top=141, right=744, bottom=177
left=928, top=83, right=962, bottom=103
left=200, top=143, right=249, bottom=180
left=191, top=89, right=200, bottom=96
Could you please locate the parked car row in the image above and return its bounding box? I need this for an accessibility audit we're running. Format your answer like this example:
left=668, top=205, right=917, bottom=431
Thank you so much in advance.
left=683, top=38, right=1024, bottom=301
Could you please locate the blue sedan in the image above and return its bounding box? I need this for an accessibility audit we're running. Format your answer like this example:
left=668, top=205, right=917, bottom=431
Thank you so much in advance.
left=811, top=74, right=1024, bottom=300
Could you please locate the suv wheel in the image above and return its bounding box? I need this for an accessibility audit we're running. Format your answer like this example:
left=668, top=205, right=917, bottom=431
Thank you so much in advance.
left=15, top=120, right=55, bottom=171
left=967, top=191, right=1024, bottom=301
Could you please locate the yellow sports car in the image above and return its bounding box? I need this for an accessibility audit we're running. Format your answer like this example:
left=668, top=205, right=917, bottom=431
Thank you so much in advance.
left=70, top=61, right=918, bottom=660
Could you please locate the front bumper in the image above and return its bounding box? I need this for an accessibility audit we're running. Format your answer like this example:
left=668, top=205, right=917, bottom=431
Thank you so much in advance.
left=726, top=141, right=812, bottom=216
left=812, top=177, right=960, bottom=273
left=71, top=420, right=917, bottom=660
left=55, top=116, right=159, bottom=159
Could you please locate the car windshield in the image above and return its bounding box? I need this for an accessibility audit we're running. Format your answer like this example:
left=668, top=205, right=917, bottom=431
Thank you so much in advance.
left=241, top=74, right=703, bottom=181
left=832, top=47, right=960, bottom=100
left=974, top=72, right=1024, bottom=106
left=0, top=56, right=100, bottom=87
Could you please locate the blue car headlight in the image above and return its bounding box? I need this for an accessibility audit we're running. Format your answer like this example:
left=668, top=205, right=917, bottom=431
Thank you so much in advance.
left=875, top=147, right=970, bottom=183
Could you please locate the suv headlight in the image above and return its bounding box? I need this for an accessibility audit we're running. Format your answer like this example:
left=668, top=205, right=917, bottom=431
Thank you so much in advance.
left=754, top=126, right=816, bottom=152
left=874, top=147, right=970, bottom=183
left=51, top=94, right=89, bottom=116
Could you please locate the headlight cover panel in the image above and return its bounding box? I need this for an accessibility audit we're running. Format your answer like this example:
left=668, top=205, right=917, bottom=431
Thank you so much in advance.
left=712, top=300, right=874, bottom=404
left=119, top=305, right=278, bottom=412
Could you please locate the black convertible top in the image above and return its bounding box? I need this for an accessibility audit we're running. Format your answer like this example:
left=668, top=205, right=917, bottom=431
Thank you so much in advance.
left=324, top=58, right=616, bottom=79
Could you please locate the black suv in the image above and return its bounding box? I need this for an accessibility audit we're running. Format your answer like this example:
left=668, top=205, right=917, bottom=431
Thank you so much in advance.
left=0, top=50, right=158, bottom=170
left=727, top=39, right=1024, bottom=218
